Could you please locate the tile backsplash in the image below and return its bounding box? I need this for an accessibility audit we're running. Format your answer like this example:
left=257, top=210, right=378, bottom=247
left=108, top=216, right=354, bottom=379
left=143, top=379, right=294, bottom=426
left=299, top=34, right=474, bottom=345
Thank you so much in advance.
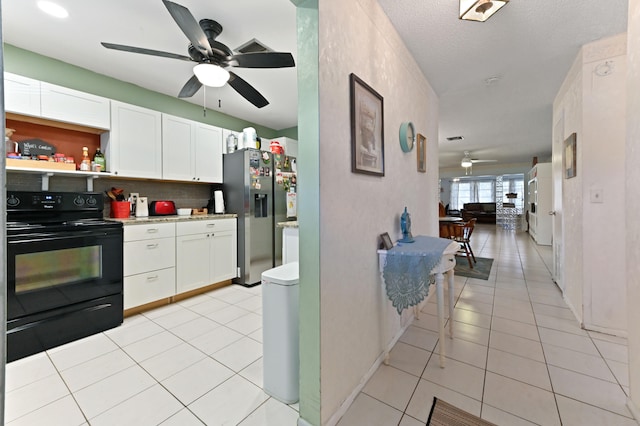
left=6, top=173, right=212, bottom=218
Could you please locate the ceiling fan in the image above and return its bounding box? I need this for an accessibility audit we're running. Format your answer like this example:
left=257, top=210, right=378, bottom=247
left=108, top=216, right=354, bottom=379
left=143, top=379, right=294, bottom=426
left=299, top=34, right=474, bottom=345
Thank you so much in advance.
left=101, top=0, right=295, bottom=108
left=461, top=151, right=497, bottom=174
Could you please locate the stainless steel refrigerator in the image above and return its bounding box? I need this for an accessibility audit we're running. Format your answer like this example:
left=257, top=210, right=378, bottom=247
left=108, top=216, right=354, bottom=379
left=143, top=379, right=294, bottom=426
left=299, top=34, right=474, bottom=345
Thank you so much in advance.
left=224, top=148, right=274, bottom=286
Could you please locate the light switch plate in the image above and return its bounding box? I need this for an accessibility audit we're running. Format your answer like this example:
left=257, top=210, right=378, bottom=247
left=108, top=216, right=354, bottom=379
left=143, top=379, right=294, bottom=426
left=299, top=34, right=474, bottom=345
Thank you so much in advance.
left=590, top=188, right=603, bottom=203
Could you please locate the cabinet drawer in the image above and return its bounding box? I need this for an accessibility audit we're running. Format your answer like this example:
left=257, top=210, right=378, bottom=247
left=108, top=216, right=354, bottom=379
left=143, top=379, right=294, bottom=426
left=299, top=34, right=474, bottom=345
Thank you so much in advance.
left=124, top=267, right=175, bottom=310
left=124, top=222, right=175, bottom=242
left=124, top=236, right=175, bottom=276
left=176, top=218, right=236, bottom=236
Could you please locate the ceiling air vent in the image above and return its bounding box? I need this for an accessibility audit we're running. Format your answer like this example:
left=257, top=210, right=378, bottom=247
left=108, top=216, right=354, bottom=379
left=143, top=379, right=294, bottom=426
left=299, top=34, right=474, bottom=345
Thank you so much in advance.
left=446, top=136, right=464, bottom=141
left=235, top=38, right=273, bottom=54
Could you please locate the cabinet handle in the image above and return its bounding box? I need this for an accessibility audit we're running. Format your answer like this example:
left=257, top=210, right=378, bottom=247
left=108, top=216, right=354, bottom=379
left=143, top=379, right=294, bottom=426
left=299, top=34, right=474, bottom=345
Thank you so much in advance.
left=146, top=243, right=159, bottom=249
left=147, top=228, right=159, bottom=233
left=146, top=275, right=159, bottom=281
left=206, top=223, right=215, bottom=228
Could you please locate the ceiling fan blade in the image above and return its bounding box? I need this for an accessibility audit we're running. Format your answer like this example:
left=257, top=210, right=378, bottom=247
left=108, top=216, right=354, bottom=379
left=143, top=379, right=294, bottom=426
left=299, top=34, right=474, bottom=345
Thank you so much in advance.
left=162, top=0, right=213, bottom=57
left=471, top=159, right=498, bottom=163
left=101, top=42, right=192, bottom=61
left=178, top=74, right=202, bottom=98
left=229, top=52, right=295, bottom=69
left=227, top=72, right=269, bottom=108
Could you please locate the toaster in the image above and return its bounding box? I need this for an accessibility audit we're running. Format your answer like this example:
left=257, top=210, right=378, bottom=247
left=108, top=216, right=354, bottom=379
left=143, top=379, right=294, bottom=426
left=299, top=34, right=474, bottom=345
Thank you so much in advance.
left=149, top=200, right=177, bottom=216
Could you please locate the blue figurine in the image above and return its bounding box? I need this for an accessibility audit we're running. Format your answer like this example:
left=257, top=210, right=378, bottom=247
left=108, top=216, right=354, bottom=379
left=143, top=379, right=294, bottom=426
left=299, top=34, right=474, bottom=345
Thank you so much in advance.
left=400, top=206, right=414, bottom=243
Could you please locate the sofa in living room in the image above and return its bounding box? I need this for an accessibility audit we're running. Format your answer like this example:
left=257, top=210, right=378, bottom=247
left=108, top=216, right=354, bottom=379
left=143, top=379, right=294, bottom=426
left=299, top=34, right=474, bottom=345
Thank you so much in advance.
left=461, top=202, right=496, bottom=224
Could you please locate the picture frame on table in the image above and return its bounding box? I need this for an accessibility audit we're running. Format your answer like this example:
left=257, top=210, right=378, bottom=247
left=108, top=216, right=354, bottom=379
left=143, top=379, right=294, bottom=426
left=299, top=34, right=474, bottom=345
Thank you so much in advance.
left=563, top=133, right=577, bottom=179
left=416, top=133, right=426, bottom=173
left=350, top=73, right=385, bottom=176
left=380, top=232, right=394, bottom=250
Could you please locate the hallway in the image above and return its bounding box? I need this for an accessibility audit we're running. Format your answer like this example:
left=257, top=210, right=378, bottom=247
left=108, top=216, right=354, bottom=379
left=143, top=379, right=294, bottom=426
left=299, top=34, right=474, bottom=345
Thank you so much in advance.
left=339, top=225, right=633, bottom=425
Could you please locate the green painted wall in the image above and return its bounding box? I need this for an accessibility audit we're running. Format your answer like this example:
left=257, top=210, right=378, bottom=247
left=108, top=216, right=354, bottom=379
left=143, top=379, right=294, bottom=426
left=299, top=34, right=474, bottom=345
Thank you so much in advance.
left=277, top=126, right=299, bottom=140
left=3, top=44, right=283, bottom=137
left=294, top=0, right=320, bottom=424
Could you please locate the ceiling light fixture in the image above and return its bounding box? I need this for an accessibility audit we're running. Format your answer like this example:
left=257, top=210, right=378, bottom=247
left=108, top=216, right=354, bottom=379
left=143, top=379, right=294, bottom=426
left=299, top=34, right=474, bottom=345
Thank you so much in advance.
left=193, top=64, right=230, bottom=87
left=461, top=158, right=473, bottom=168
left=459, top=0, right=509, bottom=22
left=37, top=1, right=69, bottom=18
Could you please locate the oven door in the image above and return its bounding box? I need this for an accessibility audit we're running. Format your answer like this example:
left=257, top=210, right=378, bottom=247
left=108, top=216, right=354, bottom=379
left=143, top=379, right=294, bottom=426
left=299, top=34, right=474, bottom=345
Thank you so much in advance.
left=7, top=227, right=123, bottom=321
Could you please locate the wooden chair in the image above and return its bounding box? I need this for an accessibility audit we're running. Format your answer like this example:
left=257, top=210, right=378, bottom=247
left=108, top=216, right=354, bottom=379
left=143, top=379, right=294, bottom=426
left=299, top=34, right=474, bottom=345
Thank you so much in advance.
left=449, top=218, right=477, bottom=268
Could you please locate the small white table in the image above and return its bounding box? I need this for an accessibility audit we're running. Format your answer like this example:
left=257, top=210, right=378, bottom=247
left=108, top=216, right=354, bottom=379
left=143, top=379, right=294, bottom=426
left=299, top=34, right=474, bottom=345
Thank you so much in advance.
left=378, top=239, right=458, bottom=368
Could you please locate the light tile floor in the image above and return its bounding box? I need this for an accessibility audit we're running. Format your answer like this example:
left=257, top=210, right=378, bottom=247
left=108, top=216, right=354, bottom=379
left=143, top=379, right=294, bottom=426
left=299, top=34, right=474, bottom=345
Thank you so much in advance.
left=5, top=225, right=633, bottom=425
left=5, top=283, right=299, bottom=426
left=339, top=225, right=634, bottom=426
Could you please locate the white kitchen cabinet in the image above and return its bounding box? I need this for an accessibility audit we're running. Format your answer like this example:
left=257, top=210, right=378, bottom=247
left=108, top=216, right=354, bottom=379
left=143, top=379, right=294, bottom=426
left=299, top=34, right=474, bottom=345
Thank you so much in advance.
left=194, top=122, right=223, bottom=183
left=162, top=114, right=195, bottom=181
left=176, top=218, right=237, bottom=294
left=162, top=114, right=223, bottom=183
left=4, top=72, right=41, bottom=117
left=123, top=222, right=176, bottom=310
left=40, top=82, right=110, bottom=130
left=102, top=101, right=162, bottom=179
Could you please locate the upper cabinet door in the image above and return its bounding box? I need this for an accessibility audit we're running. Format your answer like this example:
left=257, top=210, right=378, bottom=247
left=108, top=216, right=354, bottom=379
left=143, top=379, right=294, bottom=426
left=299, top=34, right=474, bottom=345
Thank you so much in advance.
left=40, top=82, right=110, bottom=130
left=195, top=123, right=223, bottom=183
left=162, top=114, right=195, bottom=181
left=103, top=101, right=162, bottom=179
left=4, top=72, right=41, bottom=117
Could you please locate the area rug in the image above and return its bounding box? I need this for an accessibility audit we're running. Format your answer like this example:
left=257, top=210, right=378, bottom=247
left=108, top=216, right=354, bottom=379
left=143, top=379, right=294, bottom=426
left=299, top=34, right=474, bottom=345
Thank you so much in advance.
left=454, top=256, right=493, bottom=280
left=427, top=397, right=497, bottom=426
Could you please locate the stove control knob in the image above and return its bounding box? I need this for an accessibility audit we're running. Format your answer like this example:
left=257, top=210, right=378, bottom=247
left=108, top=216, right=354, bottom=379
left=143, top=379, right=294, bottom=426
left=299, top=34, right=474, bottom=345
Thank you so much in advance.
left=7, top=195, right=20, bottom=207
left=73, top=196, right=85, bottom=206
left=86, top=197, right=97, bottom=206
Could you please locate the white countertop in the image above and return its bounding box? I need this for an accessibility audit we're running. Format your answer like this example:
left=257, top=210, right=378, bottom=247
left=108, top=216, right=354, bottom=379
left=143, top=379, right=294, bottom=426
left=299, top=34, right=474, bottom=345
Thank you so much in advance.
left=109, top=213, right=237, bottom=224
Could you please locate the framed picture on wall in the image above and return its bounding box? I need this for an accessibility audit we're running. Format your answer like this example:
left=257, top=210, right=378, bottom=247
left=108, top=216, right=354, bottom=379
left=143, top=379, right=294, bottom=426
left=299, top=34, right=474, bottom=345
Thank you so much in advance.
left=350, top=73, right=385, bottom=176
left=416, top=133, right=426, bottom=173
left=563, top=133, right=577, bottom=179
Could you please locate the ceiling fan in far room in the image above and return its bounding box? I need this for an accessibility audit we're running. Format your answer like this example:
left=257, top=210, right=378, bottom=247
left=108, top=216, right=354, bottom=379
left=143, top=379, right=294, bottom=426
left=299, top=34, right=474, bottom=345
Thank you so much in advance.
left=101, top=0, right=295, bottom=108
left=460, top=151, right=497, bottom=175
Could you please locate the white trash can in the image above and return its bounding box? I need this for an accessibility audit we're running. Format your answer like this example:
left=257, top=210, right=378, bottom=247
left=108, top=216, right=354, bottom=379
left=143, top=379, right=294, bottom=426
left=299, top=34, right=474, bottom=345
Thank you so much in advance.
left=261, top=262, right=299, bottom=404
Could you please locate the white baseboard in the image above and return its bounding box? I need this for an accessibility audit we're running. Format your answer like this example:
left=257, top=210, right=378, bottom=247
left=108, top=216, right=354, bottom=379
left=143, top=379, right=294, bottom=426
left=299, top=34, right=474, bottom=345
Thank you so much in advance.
left=324, top=314, right=415, bottom=426
left=627, top=398, right=640, bottom=424
left=562, top=293, right=582, bottom=326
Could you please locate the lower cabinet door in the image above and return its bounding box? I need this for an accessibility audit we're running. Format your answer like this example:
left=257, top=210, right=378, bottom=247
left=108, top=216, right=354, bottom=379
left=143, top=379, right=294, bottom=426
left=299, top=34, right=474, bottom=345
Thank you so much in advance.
left=124, top=267, right=175, bottom=310
left=176, top=233, right=211, bottom=294
left=211, top=230, right=237, bottom=283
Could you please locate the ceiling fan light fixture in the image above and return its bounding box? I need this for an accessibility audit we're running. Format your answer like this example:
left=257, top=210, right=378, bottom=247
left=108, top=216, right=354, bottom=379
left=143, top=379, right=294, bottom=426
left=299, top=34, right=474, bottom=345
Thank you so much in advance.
left=459, top=0, right=508, bottom=22
left=461, top=159, right=473, bottom=168
left=193, top=63, right=230, bottom=87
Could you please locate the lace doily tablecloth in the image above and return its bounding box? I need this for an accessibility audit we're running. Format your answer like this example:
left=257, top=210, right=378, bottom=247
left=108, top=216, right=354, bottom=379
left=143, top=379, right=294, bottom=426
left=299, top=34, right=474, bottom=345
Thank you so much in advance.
left=382, top=235, right=453, bottom=314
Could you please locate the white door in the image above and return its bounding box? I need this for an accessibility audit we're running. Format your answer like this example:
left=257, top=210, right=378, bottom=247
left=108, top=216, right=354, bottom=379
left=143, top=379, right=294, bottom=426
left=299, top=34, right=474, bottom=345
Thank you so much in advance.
left=551, top=113, right=564, bottom=290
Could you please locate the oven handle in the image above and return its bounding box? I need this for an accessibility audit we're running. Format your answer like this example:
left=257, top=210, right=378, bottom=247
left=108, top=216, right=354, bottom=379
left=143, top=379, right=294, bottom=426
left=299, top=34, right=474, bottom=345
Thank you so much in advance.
left=8, top=229, right=121, bottom=244
left=7, top=303, right=114, bottom=334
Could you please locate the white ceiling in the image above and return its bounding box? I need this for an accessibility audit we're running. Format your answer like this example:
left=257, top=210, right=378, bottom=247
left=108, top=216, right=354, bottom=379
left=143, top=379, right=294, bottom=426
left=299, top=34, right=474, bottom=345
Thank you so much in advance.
left=378, top=0, right=628, bottom=169
left=2, top=1, right=629, bottom=170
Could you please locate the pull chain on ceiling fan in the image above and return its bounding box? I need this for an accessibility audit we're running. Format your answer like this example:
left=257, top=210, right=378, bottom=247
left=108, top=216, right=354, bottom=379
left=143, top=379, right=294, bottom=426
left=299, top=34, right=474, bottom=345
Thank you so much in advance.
left=101, top=0, right=295, bottom=108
